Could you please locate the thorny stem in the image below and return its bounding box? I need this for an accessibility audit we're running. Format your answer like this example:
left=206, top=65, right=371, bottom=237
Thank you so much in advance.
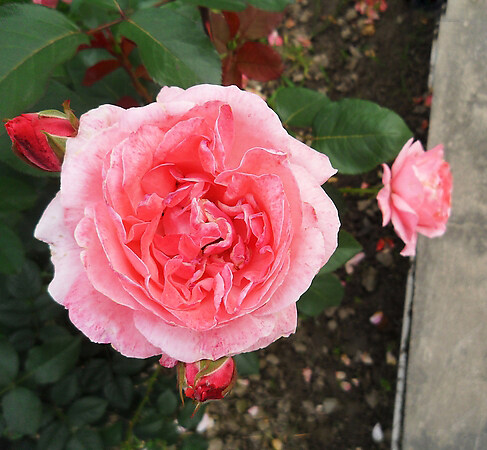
left=123, top=364, right=161, bottom=447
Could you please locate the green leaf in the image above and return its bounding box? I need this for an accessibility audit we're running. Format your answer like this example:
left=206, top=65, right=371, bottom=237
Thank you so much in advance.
left=66, top=428, right=104, bottom=450
left=8, top=329, right=36, bottom=352
left=0, top=221, right=24, bottom=274
left=118, top=2, right=221, bottom=88
left=234, top=352, right=260, bottom=376
left=0, top=177, right=37, bottom=211
left=2, top=387, right=42, bottom=436
left=39, top=324, right=71, bottom=343
left=25, top=336, right=81, bottom=384
left=0, top=339, right=19, bottom=387
left=312, top=99, right=412, bottom=174
left=67, top=397, right=108, bottom=427
left=37, top=422, right=69, bottom=450
left=6, top=259, right=42, bottom=299
left=80, top=358, right=112, bottom=393
left=34, top=292, right=65, bottom=322
left=179, top=0, right=247, bottom=11
left=134, top=410, right=178, bottom=441
left=111, top=352, right=147, bottom=375
left=0, top=296, right=32, bottom=329
left=246, top=0, right=293, bottom=10
left=322, top=230, right=362, bottom=273
left=157, top=389, right=178, bottom=416
left=100, top=421, right=123, bottom=448
left=182, top=434, right=209, bottom=450
left=272, top=87, right=330, bottom=128
left=103, top=375, right=134, bottom=410
left=0, top=4, right=89, bottom=120
left=178, top=402, right=206, bottom=430
left=50, top=372, right=79, bottom=406
left=298, top=273, right=344, bottom=317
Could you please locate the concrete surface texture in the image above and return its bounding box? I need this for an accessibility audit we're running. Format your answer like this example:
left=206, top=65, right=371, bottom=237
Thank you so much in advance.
left=402, top=0, right=487, bottom=448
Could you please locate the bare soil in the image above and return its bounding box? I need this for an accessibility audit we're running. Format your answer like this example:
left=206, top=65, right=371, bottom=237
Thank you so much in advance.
left=202, top=0, right=439, bottom=448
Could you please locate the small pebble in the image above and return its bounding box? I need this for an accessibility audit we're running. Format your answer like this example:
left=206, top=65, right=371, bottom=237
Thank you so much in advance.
left=335, top=371, right=347, bottom=381
left=322, top=397, right=339, bottom=414
left=293, top=341, right=307, bottom=353
left=247, top=405, right=260, bottom=417
left=208, top=438, right=224, bottom=450
left=302, top=367, right=313, bottom=383
left=345, top=7, right=358, bottom=21
left=372, top=422, right=384, bottom=443
left=341, top=26, right=353, bottom=40
left=196, top=413, right=215, bottom=433
left=302, top=400, right=315, bottom=414
left=362, top=266, right=378, bottom=292
left=359, top=351, right=374, bottom=365
left=376, top=251, right=394, bottom=267
left=266, top=354, right=280, bottom=365
left=272, top=438, right=284, bottom=450
left=365, top=390, right=380, bottom=409
left=386, top=350, right=397, bottom=366
left=369, top=310, right=384, bottom=326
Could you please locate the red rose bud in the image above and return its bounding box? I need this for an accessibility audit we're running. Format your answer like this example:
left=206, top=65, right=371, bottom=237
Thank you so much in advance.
left=4, top=108, right=77, bottom=172
left=178, top=357, right=237, bottom=403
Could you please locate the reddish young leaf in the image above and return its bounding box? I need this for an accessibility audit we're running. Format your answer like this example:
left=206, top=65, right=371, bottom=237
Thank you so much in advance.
left=237, top=6, right=284, bottom=40
left=223, top=11, right=240, bottom=39
left=222, top=55, right=243, bottom=87
left=120, top=37, right=136, bottom=56
left=82, top=59, right=122, bottom=86
left=78, top=31, right=113, bottom=52
left=235, top=42, right=283, bottom=82
left=208, top=11, right=232, bottom=54
left=116, top=96, right=141, bottom=108
left=134, top=64, right=151, bottom=81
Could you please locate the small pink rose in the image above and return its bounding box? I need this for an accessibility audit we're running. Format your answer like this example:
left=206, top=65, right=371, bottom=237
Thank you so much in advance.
left=377, top=138, right=452, bottom=256
left=35, top=85, right=339, bottom=364
left=180, top=357, right=236, bottom=402
left=4, top=112, right=77, bottom=172
left=33, top=0, right=71, bottom=8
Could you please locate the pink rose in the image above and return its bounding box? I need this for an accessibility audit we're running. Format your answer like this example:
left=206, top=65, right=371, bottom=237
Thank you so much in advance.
left=35, top=85, right=339, bottom=365
left=377, top=138, right=452, bottom=256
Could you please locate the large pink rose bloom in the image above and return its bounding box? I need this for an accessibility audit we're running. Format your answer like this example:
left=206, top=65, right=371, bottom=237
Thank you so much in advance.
left=35, top=85, right=339, bottom=366
left=377, top=138, right=452, bottom=257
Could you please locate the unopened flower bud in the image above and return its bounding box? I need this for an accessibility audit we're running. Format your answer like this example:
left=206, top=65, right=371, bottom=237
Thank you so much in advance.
left=178, top=357, right=237, bottom=404
left=4, top=108, right=77, bottom=172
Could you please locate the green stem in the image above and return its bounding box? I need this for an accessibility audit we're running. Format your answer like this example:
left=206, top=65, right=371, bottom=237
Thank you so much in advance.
left=338, top=186, right=382, bottom=196
left=86, top=18, right=124, bottom=36
left=123, top=364, right=161, bottom=447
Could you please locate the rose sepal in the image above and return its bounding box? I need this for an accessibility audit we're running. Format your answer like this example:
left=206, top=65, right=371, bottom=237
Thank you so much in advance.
left=42, top=131, right=68, bottom=164
left=62, top=100, right=80, bottom=131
